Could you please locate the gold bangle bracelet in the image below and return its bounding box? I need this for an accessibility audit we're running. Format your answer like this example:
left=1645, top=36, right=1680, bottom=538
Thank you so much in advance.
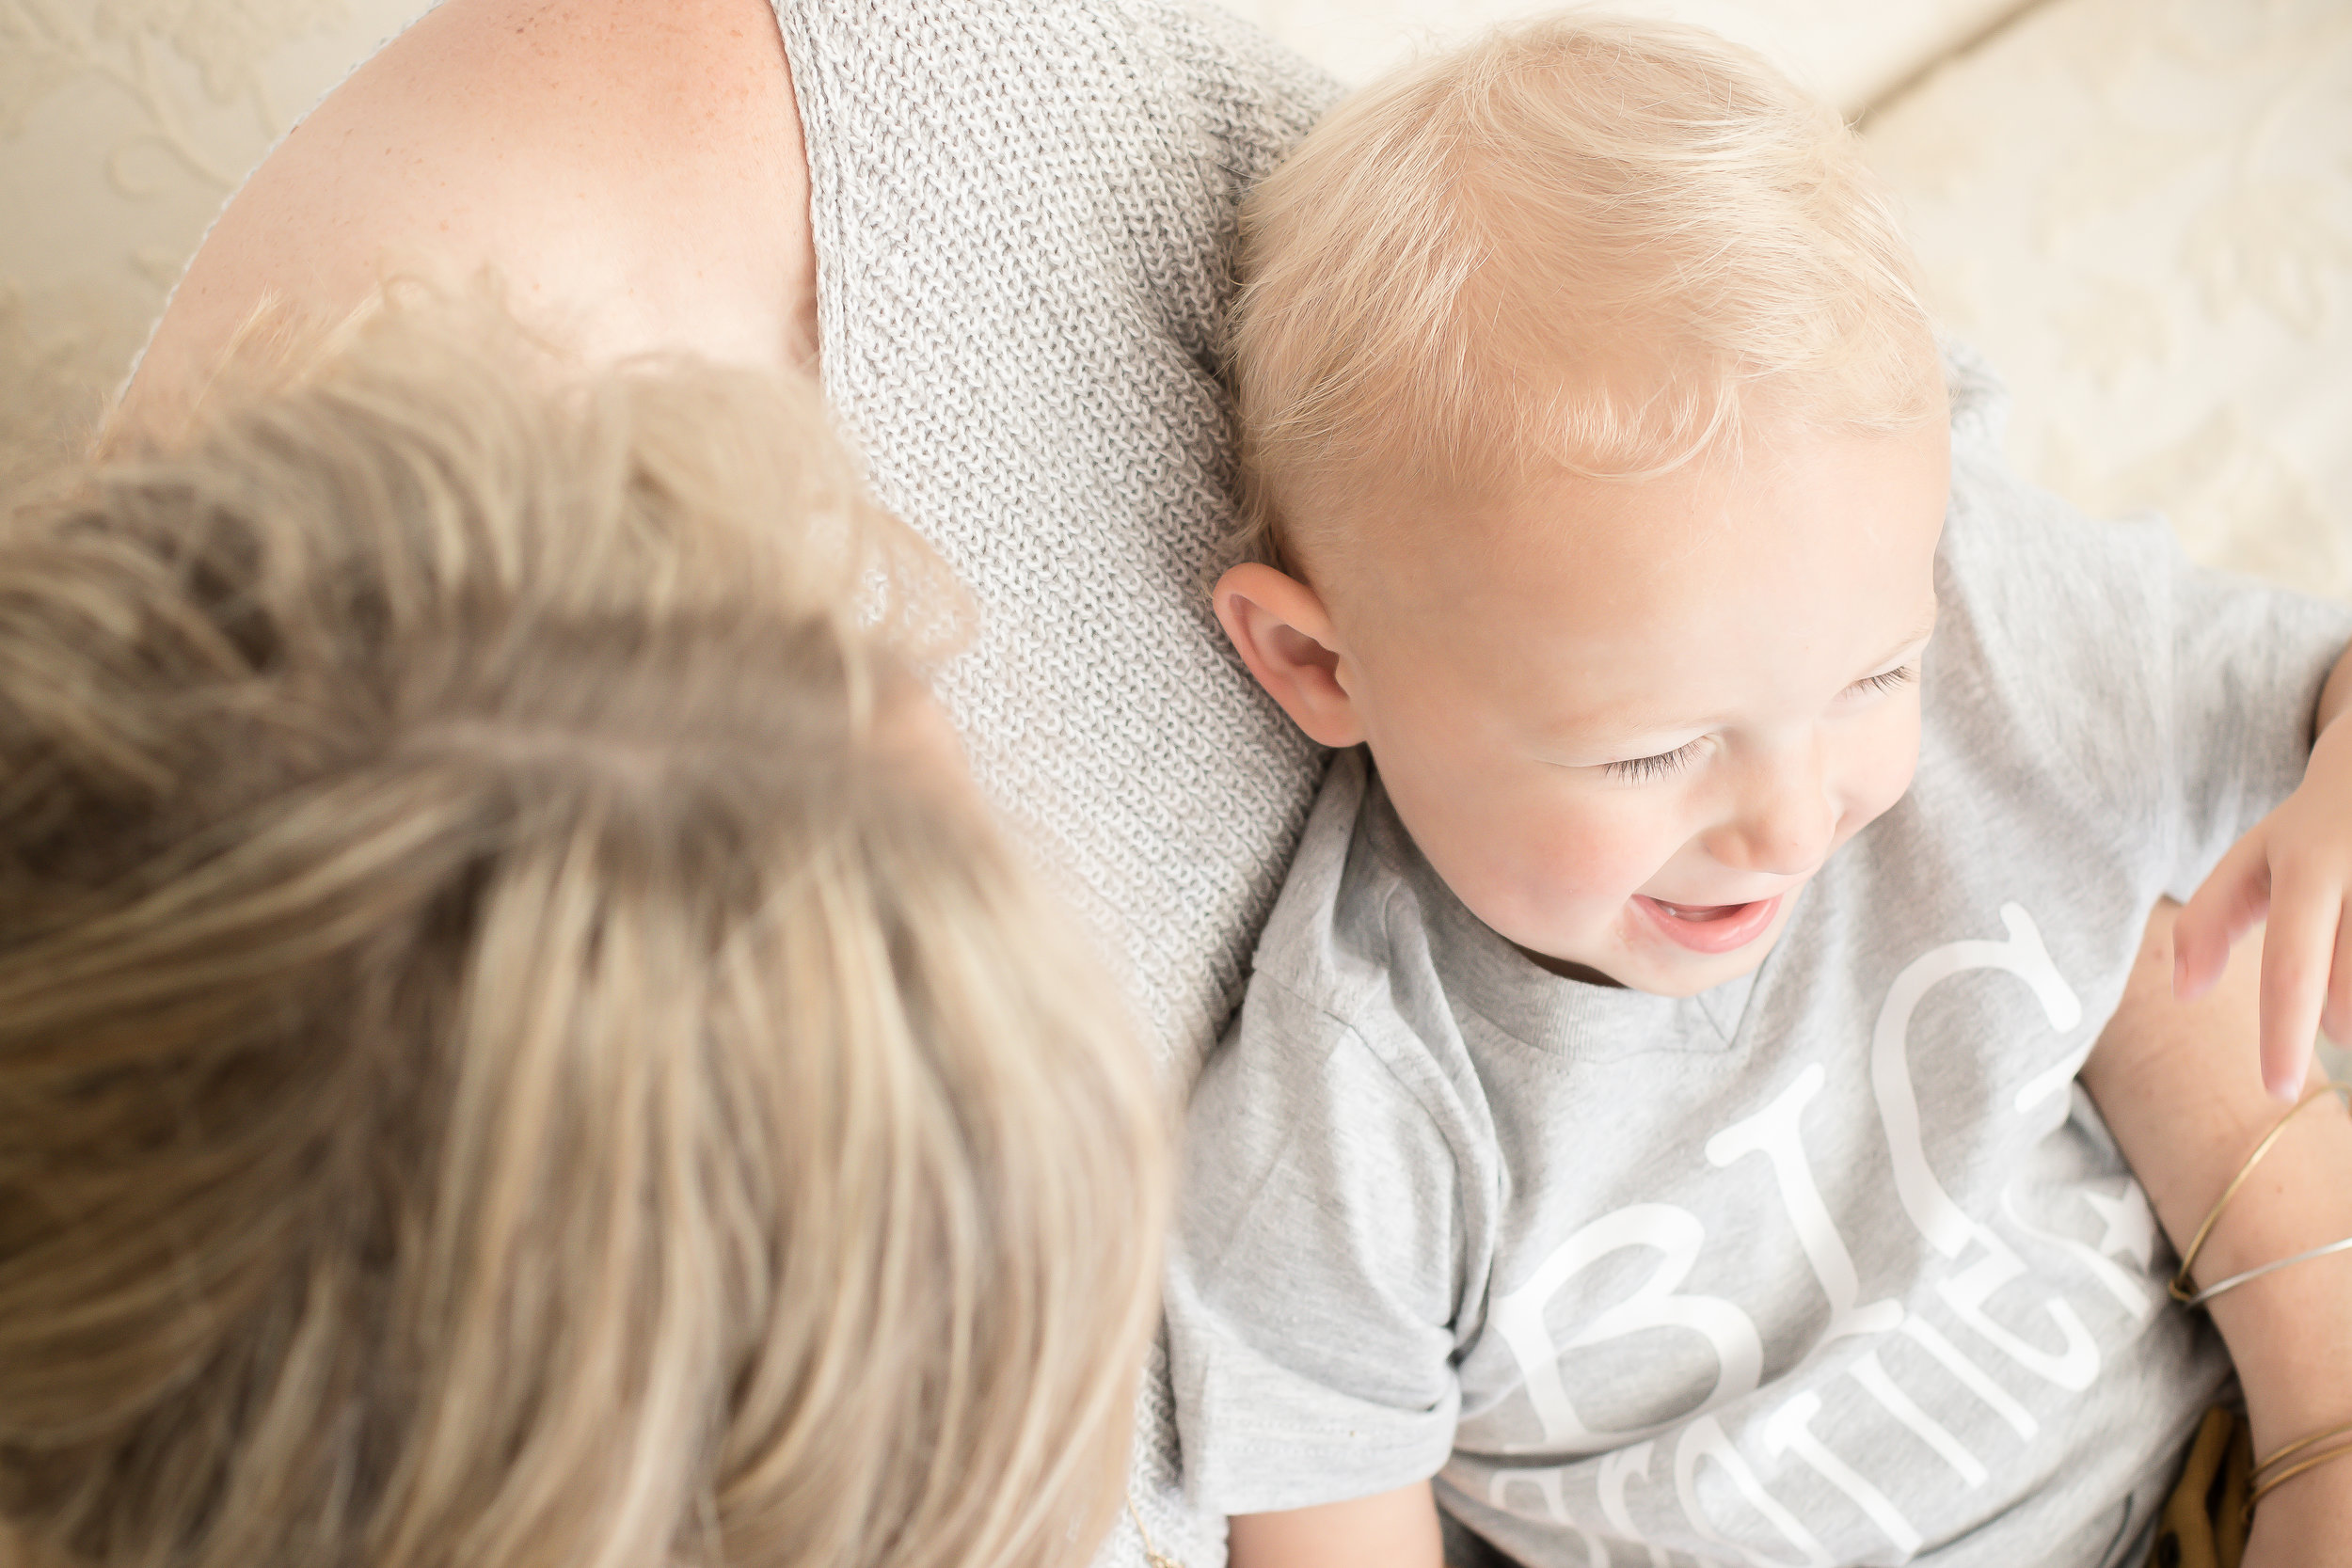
left=2244, top=1438, right=2352, bottom=1521
left=2181, top=1232, right=2352, bottom=1308
left=2170, top=1081, right=2351, bottom=1306
left=2254, top=1418, right=2352, bottom=1483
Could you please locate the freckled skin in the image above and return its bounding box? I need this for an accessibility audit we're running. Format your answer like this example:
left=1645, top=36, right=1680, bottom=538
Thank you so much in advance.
left=124, top=0, right=815, bottom=432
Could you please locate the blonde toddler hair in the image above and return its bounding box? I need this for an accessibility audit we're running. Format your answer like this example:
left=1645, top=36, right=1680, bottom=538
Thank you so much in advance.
left=0, top=299, right=1168, bottom=1568
left=1231, top=10, right=1943, bottom=572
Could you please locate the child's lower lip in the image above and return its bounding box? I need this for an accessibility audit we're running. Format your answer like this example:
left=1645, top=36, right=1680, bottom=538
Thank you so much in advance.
left=1633, top=894, right=1783, bottom=955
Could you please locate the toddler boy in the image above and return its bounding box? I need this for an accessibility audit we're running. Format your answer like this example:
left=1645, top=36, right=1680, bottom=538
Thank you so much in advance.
left=1169, top=15, right=2352, bottom=1567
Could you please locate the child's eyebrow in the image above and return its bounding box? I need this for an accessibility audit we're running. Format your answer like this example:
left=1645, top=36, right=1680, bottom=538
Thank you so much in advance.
left=1868, top=609, right=1942, bottom=668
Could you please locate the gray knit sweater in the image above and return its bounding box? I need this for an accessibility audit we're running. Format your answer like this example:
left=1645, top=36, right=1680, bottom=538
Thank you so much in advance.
left=770, top=4, right=1340, bottom=1562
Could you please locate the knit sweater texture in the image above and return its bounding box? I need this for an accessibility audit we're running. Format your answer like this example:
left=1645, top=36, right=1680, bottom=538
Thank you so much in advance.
left=770, top=3, right=1342, bottom=1562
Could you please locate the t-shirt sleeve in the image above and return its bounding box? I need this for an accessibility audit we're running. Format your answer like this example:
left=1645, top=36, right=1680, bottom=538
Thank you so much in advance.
left=1933, top=347, right=2352, bottom=904
left=2159, top=562, right=2352, bottom=898
left=1165, top=974, right=1468, bottom=1515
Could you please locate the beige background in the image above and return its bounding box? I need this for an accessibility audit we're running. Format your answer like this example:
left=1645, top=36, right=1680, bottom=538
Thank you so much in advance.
left=2, top=0, right=431, bottom=483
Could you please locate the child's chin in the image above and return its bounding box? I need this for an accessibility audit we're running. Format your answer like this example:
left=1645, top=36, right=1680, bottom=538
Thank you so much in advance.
left=1633, top=944, right=1777, bottom=997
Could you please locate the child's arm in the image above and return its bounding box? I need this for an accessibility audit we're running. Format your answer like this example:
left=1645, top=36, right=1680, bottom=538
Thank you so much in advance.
left=2082, top=900, right=2352, bottom=1566
left=2174, top=640, right=2352, bottom=1100
left=1227, top=1481, right=1445, bottom=1568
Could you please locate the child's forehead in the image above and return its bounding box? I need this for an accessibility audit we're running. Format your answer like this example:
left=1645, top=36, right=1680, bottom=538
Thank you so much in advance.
left=1324, top=419, right=1949, bottom=591
left=1315, top=420, right=1950, bottom=718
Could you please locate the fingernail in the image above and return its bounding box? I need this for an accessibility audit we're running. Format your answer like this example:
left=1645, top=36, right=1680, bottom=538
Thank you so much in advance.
left=2266, top=1065, right=2302, bottom=1103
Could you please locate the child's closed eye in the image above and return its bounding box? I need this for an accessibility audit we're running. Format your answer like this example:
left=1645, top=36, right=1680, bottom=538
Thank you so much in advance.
left=1602, top=741, right=1700, bottom=783
left=1851, top=666, right=1917, bottom=696
left=1601, top=668, right=1917, bottom=783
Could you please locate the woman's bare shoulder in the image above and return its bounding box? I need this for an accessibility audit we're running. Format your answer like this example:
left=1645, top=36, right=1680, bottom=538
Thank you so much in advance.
left=129, top=0, right=815, bottom=418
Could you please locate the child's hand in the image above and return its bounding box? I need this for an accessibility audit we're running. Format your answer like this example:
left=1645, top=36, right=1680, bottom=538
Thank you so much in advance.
left=2176, top=713, right=2352, bottom=1101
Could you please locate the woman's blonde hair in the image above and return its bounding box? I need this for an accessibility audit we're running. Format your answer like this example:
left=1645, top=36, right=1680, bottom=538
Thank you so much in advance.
left=1229, top=10, right=1943, bottom=571
left=0, top=297, right=1168, bottom=1568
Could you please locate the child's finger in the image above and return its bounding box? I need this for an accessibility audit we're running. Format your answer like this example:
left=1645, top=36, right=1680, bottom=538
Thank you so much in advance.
left=2174, top=832, right=2274, bottom=1003
left=2257, top=872, right=2331, bottom=1101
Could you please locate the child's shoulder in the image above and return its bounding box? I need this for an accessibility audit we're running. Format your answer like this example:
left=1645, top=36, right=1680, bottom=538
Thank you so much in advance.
left=1920, top=343, right=2352, bottom=894
left=1936, top=343, right=2179, bottom=610
left=1929, top=345, right=2191, bottom=742
left=1199, top=749, right=1489, bottom=1184
left=1244, top=748, right=1423, bottom=1009
left=1931, top=341, right=2344, bottom=733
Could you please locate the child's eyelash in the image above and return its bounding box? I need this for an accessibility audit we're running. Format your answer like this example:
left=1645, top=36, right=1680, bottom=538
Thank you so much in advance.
left=1603, top=742, right=1698, bottom=783
left=1600, top=668, right=1915, bottom=783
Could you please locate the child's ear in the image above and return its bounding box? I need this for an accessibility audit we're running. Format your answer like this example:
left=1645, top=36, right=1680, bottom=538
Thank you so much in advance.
left=1212, top=562, right=1366, bottom=748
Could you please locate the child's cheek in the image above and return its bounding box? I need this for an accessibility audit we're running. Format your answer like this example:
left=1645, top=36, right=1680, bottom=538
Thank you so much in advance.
left=1846, top=705, right=1927, bottom=833
left=1505, top=789, right=1664, bottom=916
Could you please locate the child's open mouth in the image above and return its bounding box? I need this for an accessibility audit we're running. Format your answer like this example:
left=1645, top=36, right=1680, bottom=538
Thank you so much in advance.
left=1634, top=894, right=1783, bottom=955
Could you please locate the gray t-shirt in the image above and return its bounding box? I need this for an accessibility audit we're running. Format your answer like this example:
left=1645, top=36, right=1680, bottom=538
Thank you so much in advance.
left=1165, top=360, right=2352, bottom=1568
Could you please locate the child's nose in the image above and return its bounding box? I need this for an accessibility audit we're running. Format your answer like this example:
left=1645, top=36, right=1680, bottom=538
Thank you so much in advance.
left=1707, top=740, right=1835, bottom=877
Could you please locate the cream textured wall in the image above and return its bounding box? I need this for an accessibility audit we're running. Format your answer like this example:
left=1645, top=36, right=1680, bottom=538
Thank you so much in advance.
left=1866, top=0, right=2352, bottom=604
left=1, top=0, right=435, bottom=483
